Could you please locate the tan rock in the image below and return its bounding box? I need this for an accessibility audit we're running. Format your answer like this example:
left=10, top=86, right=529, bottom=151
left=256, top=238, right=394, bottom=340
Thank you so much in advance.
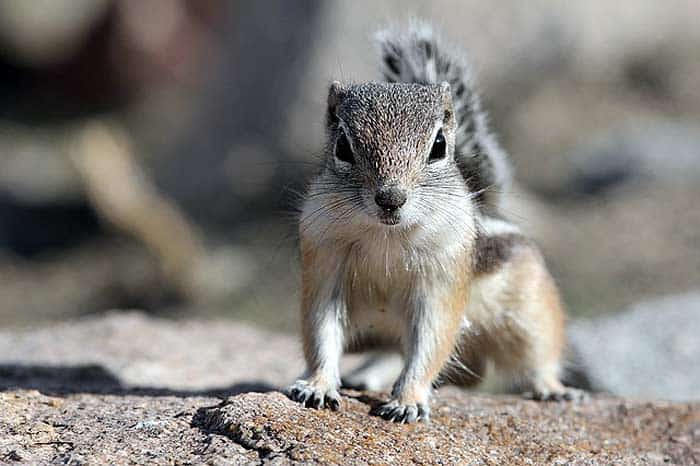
left=1, top=389, right=698, bottom=465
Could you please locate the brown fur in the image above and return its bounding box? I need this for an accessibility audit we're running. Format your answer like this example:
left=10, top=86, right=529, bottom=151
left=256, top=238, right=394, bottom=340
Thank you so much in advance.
left=444, top=239, right=567, bottom=394
left=397, top=250, right=472, bottom=405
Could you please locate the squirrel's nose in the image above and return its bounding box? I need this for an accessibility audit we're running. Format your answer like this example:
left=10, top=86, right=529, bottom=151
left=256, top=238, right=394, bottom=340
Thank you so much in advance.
left=374, top=187, right=407, bottom=212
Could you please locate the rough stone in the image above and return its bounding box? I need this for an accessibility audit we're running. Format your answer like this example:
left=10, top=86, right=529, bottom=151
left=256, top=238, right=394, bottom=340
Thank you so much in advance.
left=1, top=388, right=698, bottom=465
left=0, top=389, right=255, bottom=465
left=1, top=311, right=700, bottom=464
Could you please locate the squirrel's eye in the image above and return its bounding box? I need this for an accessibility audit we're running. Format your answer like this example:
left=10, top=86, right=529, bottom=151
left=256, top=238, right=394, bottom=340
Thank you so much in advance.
left=335, top=130, right=355, bottom=165
left=428, top=129, right=446, bottom=163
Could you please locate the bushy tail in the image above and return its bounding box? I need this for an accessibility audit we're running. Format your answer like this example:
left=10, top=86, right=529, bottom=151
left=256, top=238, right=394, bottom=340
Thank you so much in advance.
left=376, top=22, right=511, bottom=214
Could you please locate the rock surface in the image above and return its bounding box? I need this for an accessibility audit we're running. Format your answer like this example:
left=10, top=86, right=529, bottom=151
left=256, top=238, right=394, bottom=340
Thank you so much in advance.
left=0, top=390, right=255, bottom=465
left=2, top=310, right=700, bottom=464
left=2, top=388, right=699, bottom=465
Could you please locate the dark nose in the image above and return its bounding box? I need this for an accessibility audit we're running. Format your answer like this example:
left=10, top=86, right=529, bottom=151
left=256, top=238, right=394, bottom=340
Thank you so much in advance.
left=374, top=186, right=407, bottom=212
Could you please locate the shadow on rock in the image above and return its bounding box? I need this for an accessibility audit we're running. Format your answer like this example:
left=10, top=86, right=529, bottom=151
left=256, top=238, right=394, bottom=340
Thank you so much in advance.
left=0, top=363, right=275, bottom=397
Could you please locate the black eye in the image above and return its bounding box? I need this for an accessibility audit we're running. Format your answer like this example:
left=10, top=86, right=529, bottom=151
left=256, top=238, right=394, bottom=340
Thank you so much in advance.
left=335, top=130, right=355, bottom=165
left=428, top=129, right=446, bottom=163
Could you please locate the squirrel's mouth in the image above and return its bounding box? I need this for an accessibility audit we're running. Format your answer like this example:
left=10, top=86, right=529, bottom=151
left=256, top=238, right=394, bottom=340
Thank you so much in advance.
left=378, top=212, right=401, bottom=226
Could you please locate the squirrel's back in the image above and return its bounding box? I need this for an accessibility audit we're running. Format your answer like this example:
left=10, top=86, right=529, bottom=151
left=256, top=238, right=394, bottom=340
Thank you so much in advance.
left=377, top=23, right=511, bottom=215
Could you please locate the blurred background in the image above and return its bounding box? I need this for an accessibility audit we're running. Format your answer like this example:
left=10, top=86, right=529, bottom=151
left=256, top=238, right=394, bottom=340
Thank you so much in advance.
left=1, top=0, right=699, bottom=335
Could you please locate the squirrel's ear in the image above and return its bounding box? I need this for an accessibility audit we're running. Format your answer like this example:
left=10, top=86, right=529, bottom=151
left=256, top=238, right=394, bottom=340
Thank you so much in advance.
left=327, top=81, right=346, bottom=126
left=439, top=81, right=455, bottom=125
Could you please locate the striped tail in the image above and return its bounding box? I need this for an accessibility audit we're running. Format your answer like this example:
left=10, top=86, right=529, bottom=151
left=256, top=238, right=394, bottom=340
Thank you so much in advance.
left=377, top=22, right=511, bottom=214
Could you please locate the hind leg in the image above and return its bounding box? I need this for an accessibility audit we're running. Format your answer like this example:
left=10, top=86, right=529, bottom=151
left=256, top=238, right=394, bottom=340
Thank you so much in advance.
left=524, top=274, right=585, bottom=401
left=473, top=243, right=587, bottom=402
left=439, top=334, right=488, bottom=388
left=526, top=360, right=587, bottom=401
left=519, top=277, right=587, bottom=402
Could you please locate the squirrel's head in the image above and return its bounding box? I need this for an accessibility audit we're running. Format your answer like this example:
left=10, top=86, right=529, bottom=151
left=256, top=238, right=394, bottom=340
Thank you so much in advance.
left=314, top=81, right=472, bottom=232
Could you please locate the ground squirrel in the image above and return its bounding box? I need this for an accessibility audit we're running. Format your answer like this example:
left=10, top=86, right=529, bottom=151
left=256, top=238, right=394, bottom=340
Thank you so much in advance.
left=287, top=23, right=584, bottom=423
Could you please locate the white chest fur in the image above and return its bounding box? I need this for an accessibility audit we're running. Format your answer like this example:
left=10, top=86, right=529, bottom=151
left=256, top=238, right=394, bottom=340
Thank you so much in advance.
left=300, top=184, right=477, bottom=340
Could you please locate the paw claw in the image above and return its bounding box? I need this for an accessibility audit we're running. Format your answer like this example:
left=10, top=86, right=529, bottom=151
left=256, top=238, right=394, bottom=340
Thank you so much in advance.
left=327, top=397, right=340, bottom=411
left=527, top=387, right=588, bottom=402
left=404, top=405, right=418, bottom=424
left=307, top=393, right=322, bottom=409
left=372, top=400, right=429, bottom=424
left=286, top=380, right=341, bottom=411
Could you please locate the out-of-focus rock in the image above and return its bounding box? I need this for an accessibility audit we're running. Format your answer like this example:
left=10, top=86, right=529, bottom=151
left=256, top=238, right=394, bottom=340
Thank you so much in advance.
left=525, top=183, right=700, bottom=314
left=0, top=0, right=110, bottom=66
left=0, top=124, right=83, bottom=204
left=569, top=292, right=700, bottom=401
left=564, top=120, right=700, bottom=196
left=71, top=122, right=210, bottom=299
left=0, top=241, right=167, bottom=325
left=0, top=121, right=256, bottom=318
left=0, top=311, right=303, bottom=393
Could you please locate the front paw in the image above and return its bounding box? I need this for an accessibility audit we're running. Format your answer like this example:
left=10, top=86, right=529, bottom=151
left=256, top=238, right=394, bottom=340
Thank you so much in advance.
left=371, top=399, right=430, bottom=424
left=286, top=380, right=341, bottom=411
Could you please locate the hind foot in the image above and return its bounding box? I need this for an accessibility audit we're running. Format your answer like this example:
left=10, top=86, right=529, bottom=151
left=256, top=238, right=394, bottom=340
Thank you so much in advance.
left=525, top=377, right=588, bottom=402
